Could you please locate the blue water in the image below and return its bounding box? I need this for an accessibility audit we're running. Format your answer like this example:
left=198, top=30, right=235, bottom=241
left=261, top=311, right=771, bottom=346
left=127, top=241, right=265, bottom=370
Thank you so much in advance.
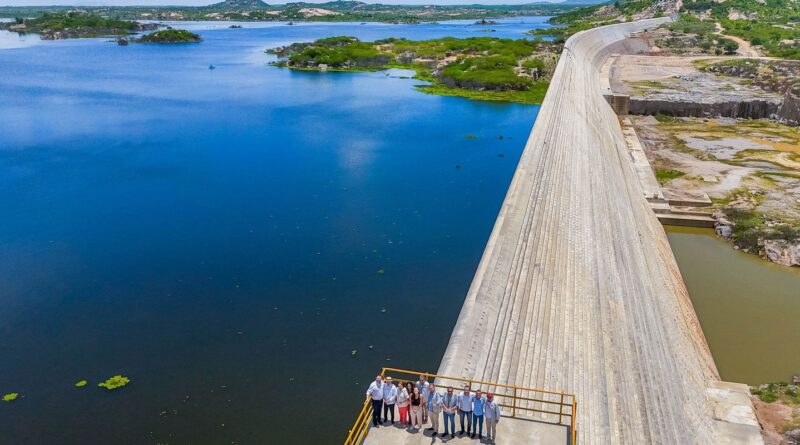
left=0, top=18, right=546, bottom=445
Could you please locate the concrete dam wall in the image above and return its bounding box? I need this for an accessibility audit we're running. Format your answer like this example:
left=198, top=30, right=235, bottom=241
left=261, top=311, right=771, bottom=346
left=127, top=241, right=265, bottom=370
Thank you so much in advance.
left=436, top=19, right=762, bottom=444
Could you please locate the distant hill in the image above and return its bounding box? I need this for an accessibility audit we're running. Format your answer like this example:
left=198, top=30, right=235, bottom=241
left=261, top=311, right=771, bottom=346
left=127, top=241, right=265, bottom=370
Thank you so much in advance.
left=206, top=0, right=269, bottom=9
left=283, top=1, right=365, bottom=11
left=557, top=0, right=609, bottom=4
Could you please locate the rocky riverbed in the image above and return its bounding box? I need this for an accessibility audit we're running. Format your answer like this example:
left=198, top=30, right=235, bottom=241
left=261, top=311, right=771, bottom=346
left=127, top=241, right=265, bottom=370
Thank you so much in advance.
left=631, top=115, right=800, bottom=267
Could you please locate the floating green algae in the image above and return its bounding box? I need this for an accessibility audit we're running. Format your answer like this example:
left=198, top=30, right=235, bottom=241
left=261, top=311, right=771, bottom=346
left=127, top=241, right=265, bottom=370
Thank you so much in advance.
left=98, top=375, right=130, bottom=390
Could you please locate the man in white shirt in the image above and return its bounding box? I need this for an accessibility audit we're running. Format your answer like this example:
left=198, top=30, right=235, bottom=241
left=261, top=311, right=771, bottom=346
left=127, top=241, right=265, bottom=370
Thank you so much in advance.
left=365, top=375, right=384, bottom=427
left=382, top=376, right=397, bottom=424
left=457, top=384, right=473, bottom=436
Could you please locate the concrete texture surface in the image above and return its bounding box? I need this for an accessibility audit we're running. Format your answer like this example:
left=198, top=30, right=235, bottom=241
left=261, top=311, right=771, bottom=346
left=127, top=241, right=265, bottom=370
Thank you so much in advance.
left=363, top=415, right=569, bottom=445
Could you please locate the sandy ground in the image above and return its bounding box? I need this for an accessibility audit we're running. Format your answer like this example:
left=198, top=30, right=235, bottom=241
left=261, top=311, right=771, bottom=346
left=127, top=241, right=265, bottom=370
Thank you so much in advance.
left=632, top=116, right=756, bottom=198
left=609, top=55, right=780, bottom=101
left=752, top=397, right=796, bottom=445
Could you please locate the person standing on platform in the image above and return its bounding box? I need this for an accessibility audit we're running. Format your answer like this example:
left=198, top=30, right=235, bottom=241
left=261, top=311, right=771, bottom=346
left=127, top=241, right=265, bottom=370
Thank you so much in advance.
left=442, top=386, right=458, bottom=439
left=427, top=383, right=443, bottom=437
left=471, top=389, right=486, bottom=439
left=365, top=375, right=384, bottom=427
left=416, top=374, right=430, bottom=423
left=457, top=384, right=473, bottom=436
left=409, top=386, right=423, bottom=430
left=485, top=392, right=502, bottom=444
left=397, top=382, right=410, bottom=426
left=382, top=376, right=397, bottom=424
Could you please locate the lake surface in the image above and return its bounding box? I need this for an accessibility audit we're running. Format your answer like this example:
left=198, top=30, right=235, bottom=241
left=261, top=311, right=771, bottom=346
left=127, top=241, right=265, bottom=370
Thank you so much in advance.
left=666, top=226, right=800, bottom=385
left=0, top=18, right=549, bottom=445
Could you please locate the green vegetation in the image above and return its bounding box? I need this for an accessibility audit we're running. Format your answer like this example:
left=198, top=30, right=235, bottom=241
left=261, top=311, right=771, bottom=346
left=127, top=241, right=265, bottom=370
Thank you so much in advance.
left=751, top=382, right=800, bottom=405
left=721, top=207, right=800, bottom=251
left=75, top=380, right=88, bottom=388
left=3, top=393, right=18, bottom=402
left=720, top=20, right=800, bottom=59
left=98, top=375, right=130, bottom=390
left=0, top=12, right=153, bottom=39
left=654, top=15, right=742, bottom=56
left=668, top=14, right=715, bottom=35
left=679, top=0, right=800, bottom=59
left=655, top=169, right=685, bottom=184
left=138, top=29, right=202, bottom=44
left=281, top=36, right=388, bottom=68
left=272, top=36, right=560, bottom=104
left=17, top=12, right=136, bottom=32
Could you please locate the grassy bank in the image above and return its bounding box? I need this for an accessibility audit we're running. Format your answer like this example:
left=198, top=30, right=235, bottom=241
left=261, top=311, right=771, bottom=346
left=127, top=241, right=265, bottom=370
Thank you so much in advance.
left=269, top=36, right=560, bottom=104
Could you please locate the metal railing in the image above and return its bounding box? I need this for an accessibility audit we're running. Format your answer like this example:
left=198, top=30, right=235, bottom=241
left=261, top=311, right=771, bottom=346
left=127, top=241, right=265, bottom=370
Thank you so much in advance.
left=344, top=367, right=578, bottom=445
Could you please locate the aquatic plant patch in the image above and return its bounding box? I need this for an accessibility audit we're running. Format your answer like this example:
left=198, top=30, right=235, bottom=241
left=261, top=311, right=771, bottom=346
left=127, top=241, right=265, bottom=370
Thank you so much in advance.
left=98, top=375, right=130, bottom=390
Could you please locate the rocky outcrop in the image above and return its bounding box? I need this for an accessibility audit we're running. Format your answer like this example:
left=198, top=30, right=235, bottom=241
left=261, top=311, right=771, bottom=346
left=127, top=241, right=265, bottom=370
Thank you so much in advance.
left=761, top=239, right=800, bottom=267
left=630, top=96, right=781, bottom=119
left=714, top=211, right=800, bottom=267
left=778, top=90, right=800, bottom=126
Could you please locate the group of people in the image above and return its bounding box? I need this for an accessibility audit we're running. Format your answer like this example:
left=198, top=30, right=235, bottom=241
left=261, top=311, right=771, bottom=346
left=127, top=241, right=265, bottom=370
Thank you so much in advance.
left=366, top=374, right=502, bottom=443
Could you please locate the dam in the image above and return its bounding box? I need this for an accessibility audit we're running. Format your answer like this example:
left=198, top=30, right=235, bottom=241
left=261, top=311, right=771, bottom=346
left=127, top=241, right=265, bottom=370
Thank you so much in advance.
left=354, top=18, right=765, bottom=445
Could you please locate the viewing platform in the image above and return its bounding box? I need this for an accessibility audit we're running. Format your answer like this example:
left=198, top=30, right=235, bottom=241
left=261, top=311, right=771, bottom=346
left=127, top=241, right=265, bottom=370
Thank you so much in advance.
left=346, top=368, right=576, bottom=445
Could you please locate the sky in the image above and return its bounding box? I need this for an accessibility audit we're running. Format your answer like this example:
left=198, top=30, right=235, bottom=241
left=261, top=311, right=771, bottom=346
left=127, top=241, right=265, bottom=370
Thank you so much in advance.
left=1, top=0, right=566, bottom=5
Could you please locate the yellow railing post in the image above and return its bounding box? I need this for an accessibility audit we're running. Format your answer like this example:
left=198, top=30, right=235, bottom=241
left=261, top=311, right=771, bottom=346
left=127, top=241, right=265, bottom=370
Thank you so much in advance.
left=512, top=387, right=517, bottom=418
left=572, top=400, right=578, bottom=445
left=559, top=393, right=564, bottom=424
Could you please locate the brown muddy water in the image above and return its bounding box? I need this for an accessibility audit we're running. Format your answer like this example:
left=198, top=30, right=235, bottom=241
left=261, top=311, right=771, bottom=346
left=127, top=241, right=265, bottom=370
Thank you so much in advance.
left=665, top=225, right=800, bottom=385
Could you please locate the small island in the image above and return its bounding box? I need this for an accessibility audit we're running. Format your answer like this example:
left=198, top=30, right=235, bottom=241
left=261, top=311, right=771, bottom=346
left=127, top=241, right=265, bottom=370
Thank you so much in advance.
left=268, top=36, right=561, bottom=104
left=137, top=29, right=202, bottom=44
left=0, top=12, right=156, bottom=40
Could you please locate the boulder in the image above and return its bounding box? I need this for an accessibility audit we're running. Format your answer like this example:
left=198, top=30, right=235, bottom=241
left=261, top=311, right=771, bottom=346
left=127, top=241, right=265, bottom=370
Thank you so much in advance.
left=777, top=90, right=800, bottom=126
left=713, top=211, right=734, bottom=240
left=761, top=239, right=800, bottom=267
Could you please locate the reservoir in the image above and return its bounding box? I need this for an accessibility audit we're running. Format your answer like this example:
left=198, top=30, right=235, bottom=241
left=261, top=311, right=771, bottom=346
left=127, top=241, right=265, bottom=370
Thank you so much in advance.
left=0, top=18, right=547, bottom=445
left=666, top=226, right=800, bottom=385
